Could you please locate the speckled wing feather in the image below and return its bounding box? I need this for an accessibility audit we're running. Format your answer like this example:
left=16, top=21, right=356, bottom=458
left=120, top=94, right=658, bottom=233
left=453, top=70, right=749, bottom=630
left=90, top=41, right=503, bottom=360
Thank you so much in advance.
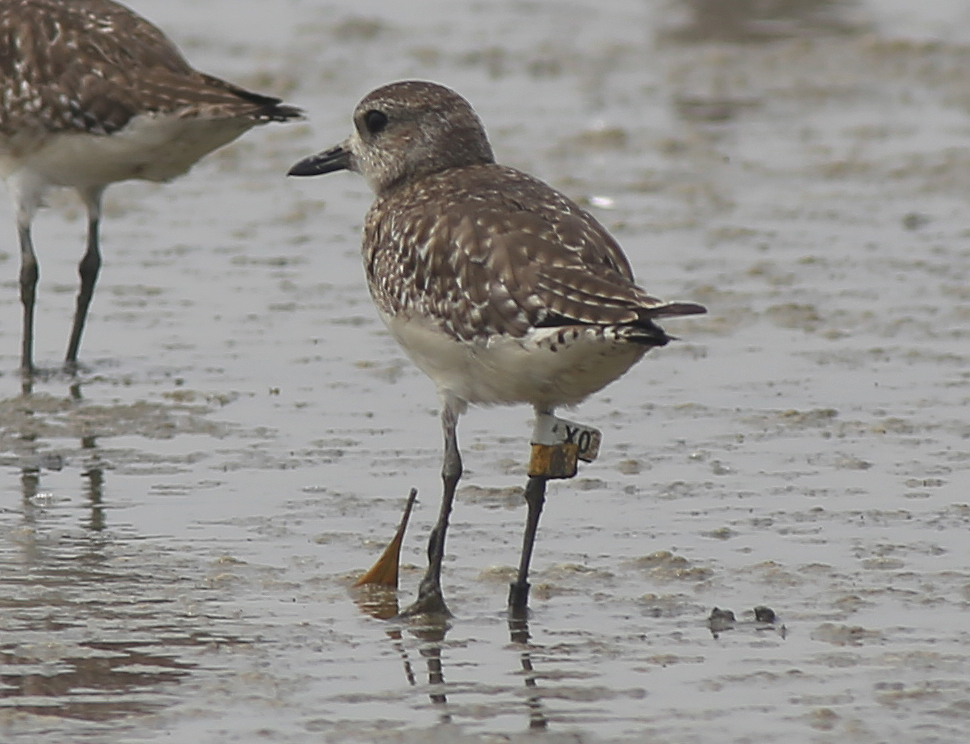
left=0, top=0, right=299, bottom=137
left=364, top=163, right=705, bottom=342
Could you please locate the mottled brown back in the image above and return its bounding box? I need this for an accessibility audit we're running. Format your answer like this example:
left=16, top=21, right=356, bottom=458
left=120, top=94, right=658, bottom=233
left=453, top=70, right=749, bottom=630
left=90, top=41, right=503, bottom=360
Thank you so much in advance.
left=364, top=162, right=704, bottom=343
left=0, top=0, right=300, bottom=137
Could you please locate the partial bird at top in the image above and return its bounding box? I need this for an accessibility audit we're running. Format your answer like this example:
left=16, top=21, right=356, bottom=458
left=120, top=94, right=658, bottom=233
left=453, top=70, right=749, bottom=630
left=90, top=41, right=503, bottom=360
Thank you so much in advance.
left=0, top=0, right=303, bottom=380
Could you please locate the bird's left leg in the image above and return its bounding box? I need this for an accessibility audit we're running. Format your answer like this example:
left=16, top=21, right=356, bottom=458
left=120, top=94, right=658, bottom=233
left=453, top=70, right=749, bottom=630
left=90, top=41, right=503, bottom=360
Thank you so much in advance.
left=508, top=472, right=548, bottom=616
left=509, top=408, right=601, bottom=615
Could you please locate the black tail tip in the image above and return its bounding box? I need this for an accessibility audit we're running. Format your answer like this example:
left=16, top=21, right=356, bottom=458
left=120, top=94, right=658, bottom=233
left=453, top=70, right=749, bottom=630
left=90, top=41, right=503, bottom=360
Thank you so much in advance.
left=262, top=103, right=305, bottom=122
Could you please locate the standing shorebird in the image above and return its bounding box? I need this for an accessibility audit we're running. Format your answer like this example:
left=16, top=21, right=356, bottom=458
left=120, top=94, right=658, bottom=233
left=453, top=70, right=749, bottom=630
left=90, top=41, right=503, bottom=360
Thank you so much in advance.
left=289, top=81, right=705, bottom=616
left=0, top=0, right=302, bottom=378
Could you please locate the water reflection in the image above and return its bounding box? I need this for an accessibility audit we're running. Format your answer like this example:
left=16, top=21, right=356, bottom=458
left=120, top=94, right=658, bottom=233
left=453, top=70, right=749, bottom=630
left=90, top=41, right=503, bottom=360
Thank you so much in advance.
left=375, top=614, right=452, bottom=721
left=81, top=435, right=106, bottom=534
left=0, top=640, right=194, bottom=720
left=353, top=577, right=456, bottom=717
left=413, top=624, right=450, bottom=717
left=15, top=365, right=86, bottom=398
left=352, top=583, right=401, bottom=621
left=508, top=615, right=548, bottom=731
left=1, top=416, right=222, bottom=723
left=357, top=592, right=553, bottom=733
left=663, top=0, right=863, bottom=43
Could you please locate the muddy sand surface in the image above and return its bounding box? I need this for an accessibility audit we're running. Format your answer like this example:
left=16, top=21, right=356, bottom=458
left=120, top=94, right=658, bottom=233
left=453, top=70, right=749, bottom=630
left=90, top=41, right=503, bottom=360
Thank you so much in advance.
left=1, top=1, right=969, bottom=742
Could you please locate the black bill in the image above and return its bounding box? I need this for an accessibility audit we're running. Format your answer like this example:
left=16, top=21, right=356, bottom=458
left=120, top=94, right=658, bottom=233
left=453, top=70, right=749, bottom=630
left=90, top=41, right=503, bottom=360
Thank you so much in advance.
left=287, top=144, right=352, bottom=177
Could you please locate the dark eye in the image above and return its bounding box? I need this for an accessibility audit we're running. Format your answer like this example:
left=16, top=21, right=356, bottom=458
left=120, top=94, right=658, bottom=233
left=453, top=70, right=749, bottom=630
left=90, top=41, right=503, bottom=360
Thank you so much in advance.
left=363, top=109, right=388, bottom=134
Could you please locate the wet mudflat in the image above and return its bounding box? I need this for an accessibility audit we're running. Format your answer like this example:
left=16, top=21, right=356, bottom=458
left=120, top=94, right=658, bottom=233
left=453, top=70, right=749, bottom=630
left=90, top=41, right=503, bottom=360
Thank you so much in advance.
left=1, top=0, right=969, bottom=741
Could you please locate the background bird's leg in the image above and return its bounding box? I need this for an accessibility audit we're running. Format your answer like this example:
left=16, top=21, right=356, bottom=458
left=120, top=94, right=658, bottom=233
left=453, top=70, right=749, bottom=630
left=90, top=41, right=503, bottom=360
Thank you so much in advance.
left=18, top=216, right=39, bottom=380
left=65, top=187, right=105, bottom=372
left=402, top=396, right=463, bottom=617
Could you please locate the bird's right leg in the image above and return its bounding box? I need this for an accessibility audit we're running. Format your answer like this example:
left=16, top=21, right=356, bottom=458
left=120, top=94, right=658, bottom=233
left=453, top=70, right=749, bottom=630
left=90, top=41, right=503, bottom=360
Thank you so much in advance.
left=18, top=219, right=39, bottom=380
left=401, top=397, right=463, bottom=617
left=65, top=187, right=105, bottom=372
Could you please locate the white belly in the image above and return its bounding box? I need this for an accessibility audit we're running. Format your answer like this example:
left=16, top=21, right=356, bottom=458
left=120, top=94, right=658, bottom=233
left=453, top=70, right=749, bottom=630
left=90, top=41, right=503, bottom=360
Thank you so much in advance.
left=384, top=313, right=647, bottom=410
left=1, top=112, right=254, bottom=190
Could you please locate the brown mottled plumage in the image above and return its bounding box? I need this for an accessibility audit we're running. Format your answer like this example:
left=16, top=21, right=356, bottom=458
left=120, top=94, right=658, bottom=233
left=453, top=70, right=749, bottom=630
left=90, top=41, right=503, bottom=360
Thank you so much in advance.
left=289, top=81, right=705, bottom=615
left=0, top=0, right=302, bottom=376
left=363, top=161, right=701, bottom=346
left=0, top=0, right=298, bottom=137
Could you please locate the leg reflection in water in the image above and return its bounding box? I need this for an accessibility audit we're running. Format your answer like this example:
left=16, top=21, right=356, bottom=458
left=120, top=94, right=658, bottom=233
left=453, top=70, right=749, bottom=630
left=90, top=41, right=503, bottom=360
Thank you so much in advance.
left=509, top=614, right=548, bottom=731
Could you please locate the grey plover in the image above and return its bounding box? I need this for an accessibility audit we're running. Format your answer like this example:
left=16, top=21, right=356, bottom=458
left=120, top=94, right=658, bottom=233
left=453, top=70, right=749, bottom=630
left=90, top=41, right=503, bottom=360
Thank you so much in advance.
left=0, top=0, right=302, bottom=377
left=289, top=80, right=705, bottom=616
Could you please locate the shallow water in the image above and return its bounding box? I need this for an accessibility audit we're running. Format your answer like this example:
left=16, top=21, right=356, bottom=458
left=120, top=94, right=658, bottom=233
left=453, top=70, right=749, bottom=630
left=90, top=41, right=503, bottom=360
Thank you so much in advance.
left=2, top=0, right=970, bottom=742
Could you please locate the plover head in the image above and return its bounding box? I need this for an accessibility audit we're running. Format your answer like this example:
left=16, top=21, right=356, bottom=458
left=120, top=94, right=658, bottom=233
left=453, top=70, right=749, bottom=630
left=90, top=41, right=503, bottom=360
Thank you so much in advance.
left=288, top=80, right=495, bottom=195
